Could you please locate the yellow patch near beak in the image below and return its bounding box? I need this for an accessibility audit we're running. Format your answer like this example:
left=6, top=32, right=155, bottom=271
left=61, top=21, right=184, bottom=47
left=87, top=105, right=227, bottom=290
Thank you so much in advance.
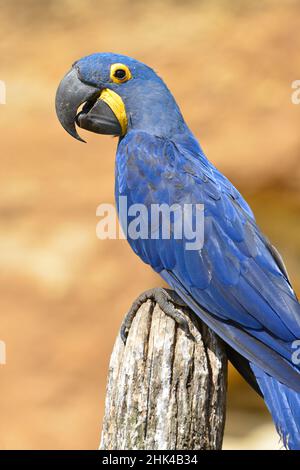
left=98, top=88, right=127, bottom=136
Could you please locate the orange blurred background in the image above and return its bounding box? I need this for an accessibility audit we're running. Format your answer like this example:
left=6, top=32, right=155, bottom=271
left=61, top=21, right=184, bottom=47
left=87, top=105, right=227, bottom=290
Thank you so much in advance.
left=0, top=0, right=299, bottom=449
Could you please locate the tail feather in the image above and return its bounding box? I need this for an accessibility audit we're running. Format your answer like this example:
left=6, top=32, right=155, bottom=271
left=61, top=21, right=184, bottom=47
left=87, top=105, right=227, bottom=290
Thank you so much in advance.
left=251, top=363, right=300, bottom=450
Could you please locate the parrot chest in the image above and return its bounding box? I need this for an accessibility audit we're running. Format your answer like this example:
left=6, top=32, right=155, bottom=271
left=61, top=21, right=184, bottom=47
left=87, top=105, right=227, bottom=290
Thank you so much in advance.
left=114, top=132, right=208, bottom=272
left=115, top=134, right=200, bottom=207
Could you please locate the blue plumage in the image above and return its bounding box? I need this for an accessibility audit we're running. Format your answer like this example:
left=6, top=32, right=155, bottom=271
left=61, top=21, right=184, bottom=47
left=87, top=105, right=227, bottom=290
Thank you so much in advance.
left=115, top=129, right=300, bottom=448
left=64, top=53, right=300, bottom=448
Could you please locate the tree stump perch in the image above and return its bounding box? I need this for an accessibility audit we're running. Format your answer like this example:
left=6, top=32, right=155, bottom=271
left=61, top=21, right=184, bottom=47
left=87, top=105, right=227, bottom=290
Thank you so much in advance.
left=100, top=295, right=227, bottom=450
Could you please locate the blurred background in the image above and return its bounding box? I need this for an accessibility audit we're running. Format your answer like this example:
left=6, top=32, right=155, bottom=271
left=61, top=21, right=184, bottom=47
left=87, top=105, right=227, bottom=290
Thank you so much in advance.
left=0, top=0, right=299, bottom=450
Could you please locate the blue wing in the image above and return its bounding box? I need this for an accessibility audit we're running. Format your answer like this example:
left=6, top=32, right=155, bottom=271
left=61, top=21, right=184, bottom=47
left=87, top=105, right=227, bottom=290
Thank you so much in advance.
left=115, top=130, right=300, bottom=392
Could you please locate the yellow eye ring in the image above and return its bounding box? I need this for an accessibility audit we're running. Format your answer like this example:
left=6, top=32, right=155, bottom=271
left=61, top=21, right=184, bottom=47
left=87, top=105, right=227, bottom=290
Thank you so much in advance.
left=110, top=63, right=132, bottom=84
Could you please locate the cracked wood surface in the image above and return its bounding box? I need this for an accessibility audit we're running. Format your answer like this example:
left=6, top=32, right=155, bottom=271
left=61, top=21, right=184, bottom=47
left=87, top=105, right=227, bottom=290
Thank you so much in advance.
left=100, top=298, right=227, bottom=450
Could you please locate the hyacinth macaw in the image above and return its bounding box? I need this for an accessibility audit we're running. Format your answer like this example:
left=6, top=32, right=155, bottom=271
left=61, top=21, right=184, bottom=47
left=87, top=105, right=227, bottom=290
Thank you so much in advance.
left=56, top=53, right=300, bottom=449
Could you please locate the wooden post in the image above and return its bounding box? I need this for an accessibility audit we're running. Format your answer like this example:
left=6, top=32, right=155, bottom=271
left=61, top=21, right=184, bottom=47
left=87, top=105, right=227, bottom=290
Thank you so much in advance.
left=100, top=297, right=227, bottom=450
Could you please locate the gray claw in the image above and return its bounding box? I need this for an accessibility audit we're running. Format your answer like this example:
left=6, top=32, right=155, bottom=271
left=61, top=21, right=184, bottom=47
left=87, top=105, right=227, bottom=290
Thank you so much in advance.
left=120, top=288, right=194, bottom=344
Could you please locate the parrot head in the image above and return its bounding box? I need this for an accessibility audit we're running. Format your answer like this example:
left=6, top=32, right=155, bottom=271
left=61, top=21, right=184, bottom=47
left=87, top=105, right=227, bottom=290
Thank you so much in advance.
left=56, top=53, right=185, bottom=142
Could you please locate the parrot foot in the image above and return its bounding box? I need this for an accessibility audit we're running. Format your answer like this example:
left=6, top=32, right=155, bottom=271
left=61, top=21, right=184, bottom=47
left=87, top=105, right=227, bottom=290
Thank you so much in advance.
left=120, top=288, right=194, bottom=343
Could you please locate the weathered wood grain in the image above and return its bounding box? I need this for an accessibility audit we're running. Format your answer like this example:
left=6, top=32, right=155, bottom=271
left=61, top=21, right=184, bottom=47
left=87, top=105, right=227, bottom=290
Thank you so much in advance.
left=100, top=297, right=227, bottom=450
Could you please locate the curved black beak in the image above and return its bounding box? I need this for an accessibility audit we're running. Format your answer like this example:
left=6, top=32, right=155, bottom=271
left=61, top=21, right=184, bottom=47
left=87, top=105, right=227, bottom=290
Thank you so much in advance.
left=55, top=67, right=121, bottom=142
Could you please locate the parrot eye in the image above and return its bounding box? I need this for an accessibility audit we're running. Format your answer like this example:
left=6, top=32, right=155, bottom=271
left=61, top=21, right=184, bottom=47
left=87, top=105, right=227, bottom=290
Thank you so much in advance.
left=114, top=69, right=126, bottom=79
left=110, top=63, right=132, bottom=84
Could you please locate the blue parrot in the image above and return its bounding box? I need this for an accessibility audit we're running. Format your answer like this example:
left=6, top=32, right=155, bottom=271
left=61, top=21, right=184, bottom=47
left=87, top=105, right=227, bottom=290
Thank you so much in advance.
left=56, top=53, right=300, bottom=449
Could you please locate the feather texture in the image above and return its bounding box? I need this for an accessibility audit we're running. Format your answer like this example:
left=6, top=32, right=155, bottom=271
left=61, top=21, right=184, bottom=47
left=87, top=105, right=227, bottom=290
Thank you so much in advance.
left=115, top=130, right=300, bottom=448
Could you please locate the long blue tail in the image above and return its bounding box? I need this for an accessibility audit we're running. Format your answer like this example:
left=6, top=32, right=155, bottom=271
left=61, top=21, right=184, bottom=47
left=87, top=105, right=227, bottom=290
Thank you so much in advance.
left=161, top=270, right=300, bottom=449
left=251, top=363, right=300, bottom=449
